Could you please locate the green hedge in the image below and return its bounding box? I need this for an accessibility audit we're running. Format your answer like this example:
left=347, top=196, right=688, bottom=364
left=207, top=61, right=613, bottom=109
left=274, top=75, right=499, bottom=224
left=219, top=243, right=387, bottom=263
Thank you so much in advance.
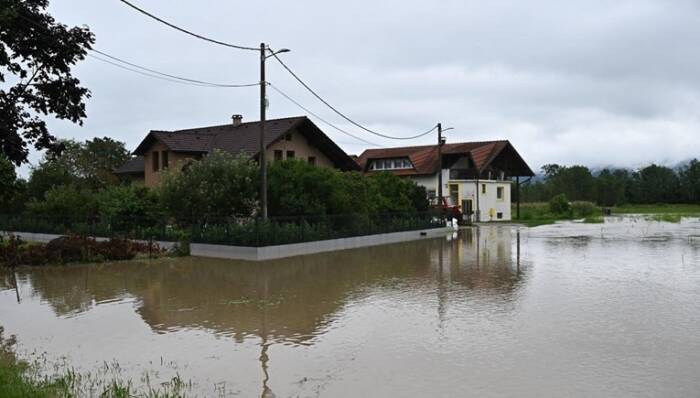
left=0, top=212, right=443, bottom=248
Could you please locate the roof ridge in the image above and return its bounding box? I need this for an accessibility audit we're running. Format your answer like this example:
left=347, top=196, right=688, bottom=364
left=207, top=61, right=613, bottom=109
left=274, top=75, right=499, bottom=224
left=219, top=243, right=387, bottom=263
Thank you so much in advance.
left=173, top=115, right=307, bottom=133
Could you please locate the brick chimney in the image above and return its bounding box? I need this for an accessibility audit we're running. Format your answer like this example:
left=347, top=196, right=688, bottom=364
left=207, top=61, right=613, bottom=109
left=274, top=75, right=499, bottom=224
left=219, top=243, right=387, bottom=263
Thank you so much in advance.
left=231, top=114, right=243, bottom=126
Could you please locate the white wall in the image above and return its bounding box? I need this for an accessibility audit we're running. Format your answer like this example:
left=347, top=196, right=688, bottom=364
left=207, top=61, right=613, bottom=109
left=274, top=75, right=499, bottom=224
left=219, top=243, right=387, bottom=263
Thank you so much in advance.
left=406, top=170, right=513, bottom=221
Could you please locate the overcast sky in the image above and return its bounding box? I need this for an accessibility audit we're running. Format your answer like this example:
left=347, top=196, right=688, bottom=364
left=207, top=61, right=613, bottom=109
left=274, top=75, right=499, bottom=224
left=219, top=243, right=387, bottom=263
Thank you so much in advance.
left=24, top=0, right=700, bottom=175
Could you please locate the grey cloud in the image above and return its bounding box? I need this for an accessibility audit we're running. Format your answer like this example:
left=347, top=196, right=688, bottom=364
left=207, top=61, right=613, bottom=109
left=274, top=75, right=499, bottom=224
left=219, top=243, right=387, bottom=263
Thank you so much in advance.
left=19, top=0, right=698, bottom=176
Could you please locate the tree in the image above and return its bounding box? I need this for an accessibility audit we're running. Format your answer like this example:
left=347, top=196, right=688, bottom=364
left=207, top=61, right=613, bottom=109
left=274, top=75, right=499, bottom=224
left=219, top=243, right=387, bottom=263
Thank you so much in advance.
left=26, top=160, right=75, bottom=200
left=75, top=137, right=129, bottom=187
left=159, top=150, right=259, bottom=221
left=634, top=164, right=680, bottom=204
left=596, top=168, right=627, bottom=206
left=679, top=159, right=700, bottom=204
left=0, top=0, right=94, bottom=166
left=0, top=154, right=19, bottom=207
left=25, top=137, right=129, bottom=197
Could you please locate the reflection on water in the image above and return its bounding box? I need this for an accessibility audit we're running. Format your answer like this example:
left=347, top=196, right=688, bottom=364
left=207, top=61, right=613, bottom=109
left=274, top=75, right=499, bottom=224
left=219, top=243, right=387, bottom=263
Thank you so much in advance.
left=12, top=227, right=525, bottom=343
left=2, top=221, right=700, bottom=397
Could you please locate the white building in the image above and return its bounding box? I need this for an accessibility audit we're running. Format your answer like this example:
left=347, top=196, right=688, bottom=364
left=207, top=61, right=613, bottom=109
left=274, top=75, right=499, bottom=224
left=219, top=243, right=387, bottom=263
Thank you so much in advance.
left=357, top=141, right=534, bottom=222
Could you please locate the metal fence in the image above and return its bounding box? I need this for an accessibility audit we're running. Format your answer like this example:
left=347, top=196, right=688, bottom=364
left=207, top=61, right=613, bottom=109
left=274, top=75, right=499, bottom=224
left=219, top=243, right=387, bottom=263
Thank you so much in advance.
left=0, top=212, right=444, bottom=247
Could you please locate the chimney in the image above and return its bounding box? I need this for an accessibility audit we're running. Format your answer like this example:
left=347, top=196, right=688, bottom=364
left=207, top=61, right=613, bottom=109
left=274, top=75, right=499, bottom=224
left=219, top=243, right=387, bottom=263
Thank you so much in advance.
left=231, top=114, right=243, bottom=126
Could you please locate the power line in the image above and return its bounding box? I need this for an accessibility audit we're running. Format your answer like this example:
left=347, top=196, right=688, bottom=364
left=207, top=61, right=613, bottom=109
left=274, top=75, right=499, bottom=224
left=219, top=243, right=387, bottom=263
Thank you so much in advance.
left=90, top=49, right=259, bottom=87
left=270, top=51, right=438, bottom=140
left=268, top=83, right=381, bottom=147
left=118, top=0, right=258, bottom=51
left=87, top=53, right=230, bottom=87
left=16, top=12, right=257, bottom=88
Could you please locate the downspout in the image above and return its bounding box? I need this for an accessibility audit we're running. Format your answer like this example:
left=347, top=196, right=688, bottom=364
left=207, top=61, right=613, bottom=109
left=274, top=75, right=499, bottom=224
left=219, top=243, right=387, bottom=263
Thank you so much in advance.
left=516, top=176, right=520, bottom=220
left=475, top=170, right=480, bottom=223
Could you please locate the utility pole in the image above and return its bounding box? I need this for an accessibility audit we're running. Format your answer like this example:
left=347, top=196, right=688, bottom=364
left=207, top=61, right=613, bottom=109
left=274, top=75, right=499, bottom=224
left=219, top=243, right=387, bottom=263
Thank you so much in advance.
left=260, top=42, right=268, bottom=220
left=437, top=123, right=444, bottom=203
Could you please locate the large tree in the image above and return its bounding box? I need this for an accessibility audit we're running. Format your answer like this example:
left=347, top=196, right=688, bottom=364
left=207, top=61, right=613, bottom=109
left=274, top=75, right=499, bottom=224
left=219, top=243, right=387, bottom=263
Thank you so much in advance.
left=0, top=0, right=94, bottom=166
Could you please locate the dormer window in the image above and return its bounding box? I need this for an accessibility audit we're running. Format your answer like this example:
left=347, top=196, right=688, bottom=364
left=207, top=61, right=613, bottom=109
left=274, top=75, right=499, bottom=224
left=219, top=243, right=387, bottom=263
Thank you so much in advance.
left=369, top=158, right=413, bottom=171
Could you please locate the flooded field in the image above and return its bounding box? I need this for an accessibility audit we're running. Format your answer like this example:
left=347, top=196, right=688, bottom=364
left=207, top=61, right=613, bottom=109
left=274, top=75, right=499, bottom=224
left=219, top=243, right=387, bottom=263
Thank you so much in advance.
left=2, top=216, right=700, bottom=397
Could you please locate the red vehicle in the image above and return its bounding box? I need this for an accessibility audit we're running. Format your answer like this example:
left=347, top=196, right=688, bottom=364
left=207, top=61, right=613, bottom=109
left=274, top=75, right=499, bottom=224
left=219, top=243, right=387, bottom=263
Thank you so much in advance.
left=430, top=196, right=463, bottom=221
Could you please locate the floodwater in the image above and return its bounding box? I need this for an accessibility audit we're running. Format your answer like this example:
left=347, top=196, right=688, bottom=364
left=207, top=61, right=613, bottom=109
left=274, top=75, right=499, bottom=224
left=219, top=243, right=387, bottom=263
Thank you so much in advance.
left=1, top=217, right=700, bottom=397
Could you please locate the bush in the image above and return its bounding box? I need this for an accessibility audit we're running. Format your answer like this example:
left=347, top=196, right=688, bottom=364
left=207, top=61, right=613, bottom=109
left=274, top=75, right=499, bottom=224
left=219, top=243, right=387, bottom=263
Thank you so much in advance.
left=571, top=201, right=596, bottom=217
left=267, top=160, right=429, bottom=217
left=159, top=150, right=259, bottom=221
left=549, top=194, right=570, bottom=215
left=25, top=184, right=98, bottom=220
left=0, top=235, right=165, bottom=267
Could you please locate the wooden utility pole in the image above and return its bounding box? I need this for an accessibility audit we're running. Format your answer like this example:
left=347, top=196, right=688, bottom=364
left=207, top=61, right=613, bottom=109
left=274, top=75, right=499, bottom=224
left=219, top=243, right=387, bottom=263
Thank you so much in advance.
left=260, top=42, right=268, bottom=220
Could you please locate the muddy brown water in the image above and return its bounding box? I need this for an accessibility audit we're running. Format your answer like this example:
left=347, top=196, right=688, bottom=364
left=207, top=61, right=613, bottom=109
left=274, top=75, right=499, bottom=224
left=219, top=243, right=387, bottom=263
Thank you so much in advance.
left=2, top=218, right=700, bottom=397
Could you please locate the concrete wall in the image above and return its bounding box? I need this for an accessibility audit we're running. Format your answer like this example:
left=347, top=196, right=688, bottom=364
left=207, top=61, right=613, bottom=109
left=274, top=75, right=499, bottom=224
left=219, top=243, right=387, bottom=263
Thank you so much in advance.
left=266, top=128, right=334, bottom=167
left=190, top=226, right=452, bottom=261
left=4, top=228, right=451, bottom=262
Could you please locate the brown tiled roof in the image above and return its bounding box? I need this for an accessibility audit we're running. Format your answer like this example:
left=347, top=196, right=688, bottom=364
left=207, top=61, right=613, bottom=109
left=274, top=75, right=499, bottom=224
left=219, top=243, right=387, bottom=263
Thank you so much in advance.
left=113, top=156, right=145, bottom=175
left=131, top=116, right=359, bottom=171
left=357, top=140, right=534, bottom=177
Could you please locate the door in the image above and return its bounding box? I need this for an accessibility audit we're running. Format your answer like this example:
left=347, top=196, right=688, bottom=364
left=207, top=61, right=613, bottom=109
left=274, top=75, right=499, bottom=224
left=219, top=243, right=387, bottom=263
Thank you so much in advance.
left=462, top=199, right=473, bottom=222
left=449, top=184, right=459, bottom=205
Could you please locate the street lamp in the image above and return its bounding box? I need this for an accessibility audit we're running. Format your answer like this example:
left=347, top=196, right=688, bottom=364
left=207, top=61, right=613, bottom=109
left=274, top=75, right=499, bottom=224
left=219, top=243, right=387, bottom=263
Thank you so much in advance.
left=259, top=44, right=291, bottom=221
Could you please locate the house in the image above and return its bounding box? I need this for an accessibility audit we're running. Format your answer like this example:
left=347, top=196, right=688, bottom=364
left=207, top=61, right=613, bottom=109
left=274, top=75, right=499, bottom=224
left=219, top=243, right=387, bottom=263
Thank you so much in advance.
left=357, top=140, right=534, bottom=222
left=114, top=115, right=360, bottom=187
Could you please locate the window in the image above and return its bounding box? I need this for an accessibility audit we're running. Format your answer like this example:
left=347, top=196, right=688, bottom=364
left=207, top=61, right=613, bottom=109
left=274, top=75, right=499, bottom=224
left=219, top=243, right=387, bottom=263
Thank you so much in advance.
left=286, top=150, right=295, bottom=159
left=308, top=156, right=316, bottom=165
left=274, top=150, right=283, bottom=161
left=161, top=151, right=169, bottom=169
left=285, top=133, right=292, bottom=141
left=152, top=151, right=159, bottom=172
left=497, top=212, right=503, bottom=219
left=481, top=184, right=486, bottom=194
left=369, top=158, right=413, bottom=171
left=497, top=186, right=504, bottom=200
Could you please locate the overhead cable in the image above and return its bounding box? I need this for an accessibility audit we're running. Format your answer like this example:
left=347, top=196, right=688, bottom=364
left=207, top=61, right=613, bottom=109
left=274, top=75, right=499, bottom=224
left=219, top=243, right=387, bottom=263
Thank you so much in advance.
left=90, top=49, right=258, bottom=87
left=268, top=83, right=381, bottom=147
left=118, top=0, right=258, bottom=51
left=270, top=51, right=438, bottom=140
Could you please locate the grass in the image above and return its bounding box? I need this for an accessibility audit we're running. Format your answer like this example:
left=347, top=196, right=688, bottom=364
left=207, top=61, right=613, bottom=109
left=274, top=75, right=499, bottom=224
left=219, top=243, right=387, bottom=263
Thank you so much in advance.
left=649, top=214, right=683, bottom=223
left=583, top=216, right=605, bottom=224
left=0, top=328, right=193, bottom=398
left=512, top=202, right=602, bottom=227
left=612, top=203, right=700, bottom=216
left=513, top=202, right=700, bottom=227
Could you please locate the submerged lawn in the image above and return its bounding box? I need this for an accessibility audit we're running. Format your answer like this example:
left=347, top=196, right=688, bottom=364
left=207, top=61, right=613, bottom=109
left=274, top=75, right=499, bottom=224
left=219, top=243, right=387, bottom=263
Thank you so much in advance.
left=612, top=204, right=700, bottom=216
left=512, top=202, right=603, bottom=227
left=0, top=329, right=191, bottom=398
left=512, top=202, right=700, bottom=227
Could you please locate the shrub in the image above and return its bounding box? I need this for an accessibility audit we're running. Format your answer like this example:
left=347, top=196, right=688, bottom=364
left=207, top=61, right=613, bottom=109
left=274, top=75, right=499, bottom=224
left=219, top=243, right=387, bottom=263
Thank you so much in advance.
left=159, top=150, right=259, bottom=221
left=0, top=235, right=165, bottom=267
left=571, top=201, right=596, bottom=217
left=25, top=184, right=98, bottom=220
left=549, top=194, right=570, bottom=215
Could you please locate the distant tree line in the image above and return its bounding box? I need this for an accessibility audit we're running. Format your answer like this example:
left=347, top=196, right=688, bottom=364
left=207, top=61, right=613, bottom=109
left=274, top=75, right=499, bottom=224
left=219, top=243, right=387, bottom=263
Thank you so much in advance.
left=518, top=160, right=700, bottom=206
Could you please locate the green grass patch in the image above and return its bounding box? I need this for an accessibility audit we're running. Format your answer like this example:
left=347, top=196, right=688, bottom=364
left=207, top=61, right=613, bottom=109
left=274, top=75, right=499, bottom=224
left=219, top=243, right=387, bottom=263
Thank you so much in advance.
left=513, top=201, right=602, bottom=227
left=612, top=204, right=700, bottom=215
left=650, top=214, right=683, bottom=223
